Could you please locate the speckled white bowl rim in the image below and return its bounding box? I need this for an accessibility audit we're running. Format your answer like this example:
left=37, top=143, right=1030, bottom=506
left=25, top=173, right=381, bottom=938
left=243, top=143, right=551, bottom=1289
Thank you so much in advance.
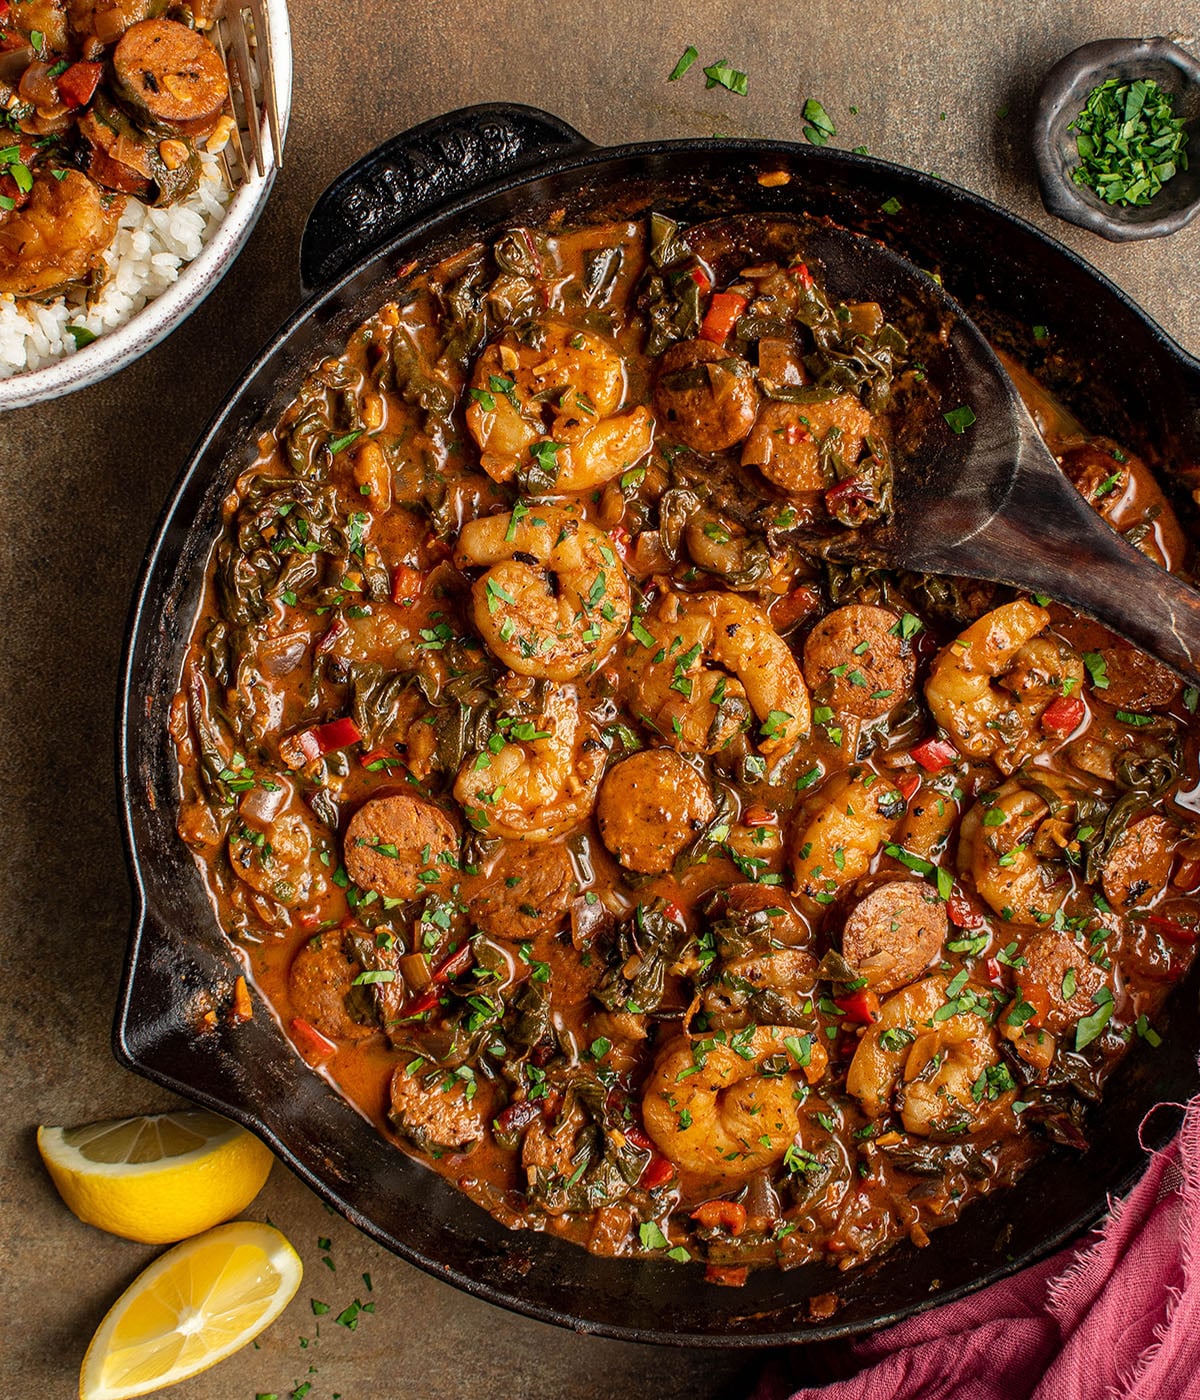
left=0, top=0, right=293, bottom=414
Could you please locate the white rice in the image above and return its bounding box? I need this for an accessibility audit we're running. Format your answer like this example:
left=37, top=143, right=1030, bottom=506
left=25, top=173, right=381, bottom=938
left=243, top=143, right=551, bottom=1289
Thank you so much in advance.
left=0, top=153, right=233, bottom=379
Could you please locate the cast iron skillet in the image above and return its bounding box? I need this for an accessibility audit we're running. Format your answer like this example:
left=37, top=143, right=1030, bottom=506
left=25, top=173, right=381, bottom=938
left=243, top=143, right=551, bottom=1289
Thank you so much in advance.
left=117, top=103, right=1200, bottom=1346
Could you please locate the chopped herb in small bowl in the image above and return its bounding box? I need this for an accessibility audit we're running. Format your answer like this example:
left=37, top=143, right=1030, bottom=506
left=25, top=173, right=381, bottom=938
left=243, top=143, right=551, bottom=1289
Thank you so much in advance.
left=1032, top=36, right=1200, bottom=242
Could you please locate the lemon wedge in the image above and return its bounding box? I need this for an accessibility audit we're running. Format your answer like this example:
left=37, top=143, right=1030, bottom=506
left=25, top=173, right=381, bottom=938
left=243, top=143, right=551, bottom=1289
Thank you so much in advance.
left=79, top=1220, right=302, bottom=1400
left=37, top=1110, right=273, bottom=1244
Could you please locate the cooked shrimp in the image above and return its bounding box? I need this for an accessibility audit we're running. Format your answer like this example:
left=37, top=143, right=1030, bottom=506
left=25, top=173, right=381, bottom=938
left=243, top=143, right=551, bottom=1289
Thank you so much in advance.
left=925, top=601, right=1083, bottom=773
left=622, top=589, right=810, bottom=757
left=848, top=977, right=1010, bottom=1134
left=0, top=169, right=123, bottom=297
left=899, top=1007, right=1009, bottom=1136
left=790, top=768, right=905, bottom=915
left=642, top=1027, right=825, bottom=1182
left=455, top=503, right=631, bottom=680
left=957, top=780, right=1072, bottom=925
left=466, top=319, right=653, bottom=489
left=453, top=684, right=605, bottom=841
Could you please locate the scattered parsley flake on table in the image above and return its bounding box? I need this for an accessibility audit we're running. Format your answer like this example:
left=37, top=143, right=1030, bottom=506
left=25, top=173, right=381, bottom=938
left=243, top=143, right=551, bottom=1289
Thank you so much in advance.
left=802, top=97, right=836, bottom=145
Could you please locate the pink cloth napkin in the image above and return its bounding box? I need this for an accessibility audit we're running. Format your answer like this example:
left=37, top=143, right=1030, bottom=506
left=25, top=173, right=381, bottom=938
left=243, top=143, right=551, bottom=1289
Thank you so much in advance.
left=757, top=1095, right=1200, bottom=1400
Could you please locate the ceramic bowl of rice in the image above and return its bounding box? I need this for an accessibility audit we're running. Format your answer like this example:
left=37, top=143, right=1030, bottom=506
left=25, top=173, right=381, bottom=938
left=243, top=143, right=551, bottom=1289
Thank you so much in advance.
left=0, top=0, right=292, bottom=413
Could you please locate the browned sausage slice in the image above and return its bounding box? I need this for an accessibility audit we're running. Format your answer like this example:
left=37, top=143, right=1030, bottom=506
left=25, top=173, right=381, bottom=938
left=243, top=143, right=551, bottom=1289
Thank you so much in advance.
left=742, top=394, right=873, bottom=494
left=1018, top=928, right=1108, bottom=1035
left=803, top=605, right=916, bottom=719
left=596, top=749, right=715, bottom=874
left=466, top=841, right=577, bottom=940
left=1096, top=644, right=1181, bottom=712
left=288, top=930, right=376, bottom=1042
left=1102, top=814, right=1177, bottom=910
left=841, top=879, right=947, bottom=994
left=654, top=339, right=758, bottom=454
left=344, top=794, right=459, bottom=901
left=390, top=1062, right=486, bottom=1153
left=112, top=19, right=229, bottom=134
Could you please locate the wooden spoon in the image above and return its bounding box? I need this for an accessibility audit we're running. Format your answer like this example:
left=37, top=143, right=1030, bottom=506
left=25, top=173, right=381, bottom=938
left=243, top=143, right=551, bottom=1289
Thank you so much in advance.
left=797, top=223, right=1200, bottom=683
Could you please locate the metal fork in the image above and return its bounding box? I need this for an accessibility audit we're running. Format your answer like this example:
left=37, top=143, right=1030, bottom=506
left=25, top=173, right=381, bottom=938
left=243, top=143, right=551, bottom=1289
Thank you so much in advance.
left=212, top=0, right=283, bottom=182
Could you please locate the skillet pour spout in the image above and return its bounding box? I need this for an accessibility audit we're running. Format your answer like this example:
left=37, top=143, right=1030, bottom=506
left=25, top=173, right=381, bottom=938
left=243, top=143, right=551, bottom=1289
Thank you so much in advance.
left=117, top=103, right=1200, bottom=1347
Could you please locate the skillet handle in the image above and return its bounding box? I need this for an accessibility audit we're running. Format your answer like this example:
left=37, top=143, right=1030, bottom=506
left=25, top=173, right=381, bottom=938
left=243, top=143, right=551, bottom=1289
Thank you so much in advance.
left=299, top=103, right=595, bottom=295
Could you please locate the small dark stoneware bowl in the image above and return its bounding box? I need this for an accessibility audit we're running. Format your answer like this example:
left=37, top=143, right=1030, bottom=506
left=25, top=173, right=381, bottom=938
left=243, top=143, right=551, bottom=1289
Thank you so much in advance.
left=1033, top=36, right=1200, bottom=241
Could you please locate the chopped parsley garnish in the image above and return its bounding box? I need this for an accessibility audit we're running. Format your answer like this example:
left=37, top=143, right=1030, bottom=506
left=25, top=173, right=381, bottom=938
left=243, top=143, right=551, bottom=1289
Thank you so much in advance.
left=943, top=405, right=977, bottom=434
left=802, top=97, right=836, bottom=146
left=668, top=46, right=699, bottom=81
left=1068, top=77, right=1190, bottom=208
left=638, top=1220, right=671, bottom=1249
left=1083, top=651, right=1109, bottom=689
left=1075, top=986, right=1115, bottom=1050
left=703, top=60, right=749, bottom=95
left=328, top=430, right=364, bottom=455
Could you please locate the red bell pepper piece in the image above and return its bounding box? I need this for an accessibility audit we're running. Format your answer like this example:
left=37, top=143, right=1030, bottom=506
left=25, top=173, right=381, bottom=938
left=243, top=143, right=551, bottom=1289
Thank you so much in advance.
left=691, top=1200, right=747, bottom=1235
left=910, top=736, right=959, bottom=772
left=314, top=615, right=347, bottom=655
left=435, top=944, right=474, bottom=981
left=1146, top=913, right=1200, bottom=945
left=741, top=803, right=775, bottom=828
left=291, top=1017, right=338, bottom=1063
left=1041, top=695, right=1085, bottom=733
left=769, top=585, right=821, bottom=633
left=790, top=261, right=815, bottom=290
left=608, top=523, right=631, bottom=561
left=698, top=291, right=748, bottom=345
left=57, top=60, right=103, bottom=107
left=689, top=266, right=713, bottom=294
left=295, top=716, right=363, bottom=762
left=824, top=475, right=873, bottom=512
left=391, top=564, right=424, bottom=607
left=639, top=1155, right=676, bottom=1190
left=1014, top=981, right=1052, bottom=1028
left=947, top=893, right=985, bottom=929
left=896, top=771, right=922, bottom=803
left=834, top=987, right=882, bottom=1024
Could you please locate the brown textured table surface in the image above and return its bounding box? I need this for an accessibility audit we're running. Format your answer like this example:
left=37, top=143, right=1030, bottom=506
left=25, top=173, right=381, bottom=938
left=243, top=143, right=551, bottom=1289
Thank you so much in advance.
left=3, top=4, right=1198, bottom=1398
